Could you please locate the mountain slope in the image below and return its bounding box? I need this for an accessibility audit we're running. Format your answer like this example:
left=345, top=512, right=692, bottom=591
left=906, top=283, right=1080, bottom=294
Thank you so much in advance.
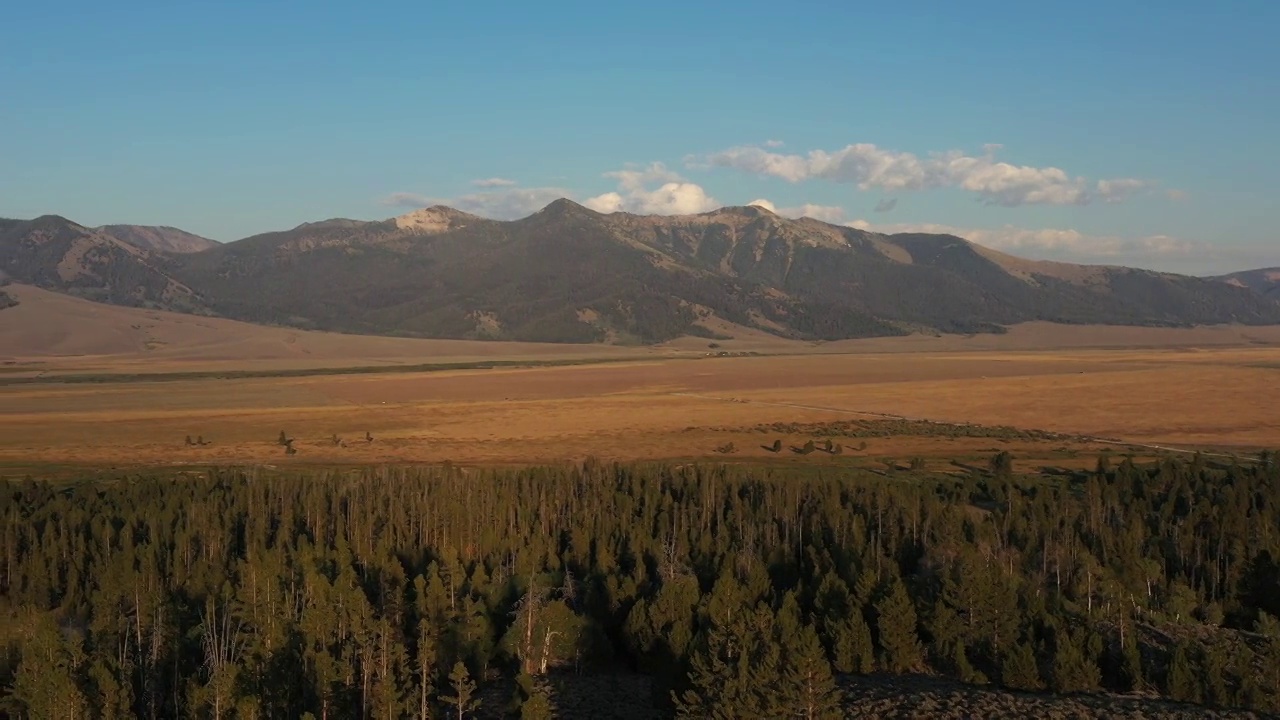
left=97, top=224, right=219, bottom=253
left=0, top=216, right=206, bottom=312
left=5, top=203, right=1278, bottom=344
left=0, top=283, right=642, bottom=365
left=1212, top=267, right=1280, bottom=301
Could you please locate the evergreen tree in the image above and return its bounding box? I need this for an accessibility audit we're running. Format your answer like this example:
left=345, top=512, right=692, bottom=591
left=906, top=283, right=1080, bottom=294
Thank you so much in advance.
left=674, top=622, right=744, bottom=719
left=873, top=577, right=923, bottom=674
left=814, top=572, right=875, bottom=674
left=416, top=619, right=439, bottom=720
left=1166, top=641, right=1201, bottom=704
left=786, top=624, right=843, bottom=719
left=1000, top=639, right=1043, bottom=691
left=443, top=661, right=479, bottom=720
left=520, top=689, right=554, bottom=720
left=10, top=616, right=90, bottom=720
left=1117, top=632, right=1145, bottom=692
left=1049, top=626, right=1100, bottom=694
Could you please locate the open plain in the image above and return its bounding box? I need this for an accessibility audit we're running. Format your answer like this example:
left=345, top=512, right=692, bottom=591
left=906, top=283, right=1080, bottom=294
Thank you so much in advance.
left=3, top=300, right=1278, bottom=474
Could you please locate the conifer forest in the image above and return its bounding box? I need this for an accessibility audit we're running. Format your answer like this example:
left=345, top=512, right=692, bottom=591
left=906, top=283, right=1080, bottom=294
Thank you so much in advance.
left=3, top=454, right=1279, bottom=718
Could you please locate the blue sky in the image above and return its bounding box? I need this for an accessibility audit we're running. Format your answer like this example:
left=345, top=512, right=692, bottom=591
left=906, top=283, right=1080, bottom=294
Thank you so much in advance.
left=2, top=0, right=1276, bottom=273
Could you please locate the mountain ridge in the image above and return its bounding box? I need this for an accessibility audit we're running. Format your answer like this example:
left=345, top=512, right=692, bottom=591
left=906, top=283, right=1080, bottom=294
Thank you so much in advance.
left=2, top=203, right=1277, bottom=344
left=96, top=224, right=219, bottom=254
left=1212, top=267, right=1280, bottom=301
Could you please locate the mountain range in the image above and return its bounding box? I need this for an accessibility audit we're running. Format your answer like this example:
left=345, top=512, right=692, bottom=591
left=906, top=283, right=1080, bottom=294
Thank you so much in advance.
left=2, top=201, right=1277, bottom=344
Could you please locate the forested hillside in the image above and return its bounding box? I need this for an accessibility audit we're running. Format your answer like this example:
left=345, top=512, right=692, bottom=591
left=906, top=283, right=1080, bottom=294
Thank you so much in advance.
left=3, top=456, right=1278, bottom=717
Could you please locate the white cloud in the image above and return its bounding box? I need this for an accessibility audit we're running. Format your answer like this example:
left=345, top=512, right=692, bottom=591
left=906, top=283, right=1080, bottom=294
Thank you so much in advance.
left=382, top=187, right=573, bottom=220
left=1095, top=178, right=1152, bottom=203
left=763, top=139, right=785, bottom=148
left=699, top=143, right=1156, bottom=207
left=845, top=217, right=1206, bottom=268
left=471, top=177, right=518, bottom=188
left=383, top=192, right=437, bottom=207
left=1166, top=188, right=1191, bottom=202
left=748, top=198, right=846, bottom=222
left=583, top=162, right=720, bottom=215
left=385, top=163, right=719, bottom=220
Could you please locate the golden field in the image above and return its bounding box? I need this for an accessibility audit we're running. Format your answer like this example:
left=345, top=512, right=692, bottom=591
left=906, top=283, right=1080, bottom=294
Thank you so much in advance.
left=2, top=318, right=1278, bottom=474
left=3, top=283, right=1278, bottom=472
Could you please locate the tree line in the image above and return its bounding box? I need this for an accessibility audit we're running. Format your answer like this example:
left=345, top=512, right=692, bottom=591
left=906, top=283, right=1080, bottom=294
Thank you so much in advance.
left=2, top=453, right=1278, bottom=717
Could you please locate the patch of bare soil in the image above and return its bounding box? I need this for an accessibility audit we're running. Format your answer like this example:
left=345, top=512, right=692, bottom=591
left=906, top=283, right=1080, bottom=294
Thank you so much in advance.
left=838, top=674, right=1265, bottom=719
left=470, top=672, right=1263, bottom=719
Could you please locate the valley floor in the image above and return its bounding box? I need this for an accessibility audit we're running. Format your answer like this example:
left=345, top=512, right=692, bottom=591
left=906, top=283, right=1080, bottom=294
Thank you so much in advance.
left=2, top=338, right=1277, bottom=474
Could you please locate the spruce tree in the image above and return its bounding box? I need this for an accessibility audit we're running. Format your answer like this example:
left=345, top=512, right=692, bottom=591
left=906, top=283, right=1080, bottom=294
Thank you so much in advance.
left=1001, top=639, right=1043, bottom=691
left=787, top=624, right=844, bottom=719
left=1166, top=641, right=1201, bottom=704
left=1049, top=626, right=1100, bottom=694
left=10, top=617, right=90, bottom=720
left=874, top=577, right=923, bottom=674
left=443, top=661, right=479, bottom=720
left=674, top=623, right=743, bottom=719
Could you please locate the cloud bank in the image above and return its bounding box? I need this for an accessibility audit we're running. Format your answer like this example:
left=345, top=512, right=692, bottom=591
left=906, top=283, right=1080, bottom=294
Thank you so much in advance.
left=582, top=163, right=720, bottom=215
left=844, top=217, right=1209, bottom=269
left=471, top=177, right=518, bottom=188
left=746, top=199, right=846, bottom=223
left=382, top=187, right=573, bottom=220
left=697, top=143, right=1152, bottom=207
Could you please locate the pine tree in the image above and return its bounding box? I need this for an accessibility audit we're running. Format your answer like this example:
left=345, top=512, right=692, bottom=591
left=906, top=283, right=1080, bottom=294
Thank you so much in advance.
left=1118, top=632, right=1144, bottom=692
left=950, top=639, right=987, bottom=685
left=787, top=624, right=844, bottom=719
left=371, top=617, right=411, bottom=719
left=814, top=573, right=874, bottom=674
left=874, top=577, right=923, bottom=674
left=416, top=620, right=438, bottom=720
left=443, top=661, right=479, bottom=720
left=1166, top=641, right=1201, bottom=703
left=1050, top=627, right=1100, bottom=694
left=1200, top=644, right=1230, bottom=707
left=520, top=689, right=553, bottom=720
left=674, top=623, right=742, bottom=719
left=989, top=451, right=1014, bottom=479
left=10, top=616, right=90, bottom=720
left=1001, top=639, right=1043, bottom=691
left=675, top=603, right=780, bottom=719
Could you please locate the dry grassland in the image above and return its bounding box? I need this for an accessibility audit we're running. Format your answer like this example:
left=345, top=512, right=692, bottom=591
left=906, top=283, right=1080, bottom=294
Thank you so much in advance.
left=2, top=337, right=1276, bottom=473
left=7, top=283, right=1280, bottom=375
left=0, top=284, right=663, bottom=376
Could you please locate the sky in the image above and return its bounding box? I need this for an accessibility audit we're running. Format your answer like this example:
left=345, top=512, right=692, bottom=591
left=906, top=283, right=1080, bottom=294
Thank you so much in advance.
left=1, top=0, right=1276, bottom=274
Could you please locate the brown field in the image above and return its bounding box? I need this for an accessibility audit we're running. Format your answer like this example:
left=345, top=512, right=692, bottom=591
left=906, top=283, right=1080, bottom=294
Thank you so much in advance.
left=2, top=306, right=1277, bottom=473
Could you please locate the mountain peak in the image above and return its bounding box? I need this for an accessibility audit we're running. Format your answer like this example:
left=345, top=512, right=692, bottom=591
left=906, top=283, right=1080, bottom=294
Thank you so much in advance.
left=293, top=218, right=369, bottom=231
left=394, top=206, right=482, bottom=234
left=722, top=204, right=777, bottom=218
left=29, top=214, right=85, bottom=231
left=536, top=198, right=595, bottom=217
